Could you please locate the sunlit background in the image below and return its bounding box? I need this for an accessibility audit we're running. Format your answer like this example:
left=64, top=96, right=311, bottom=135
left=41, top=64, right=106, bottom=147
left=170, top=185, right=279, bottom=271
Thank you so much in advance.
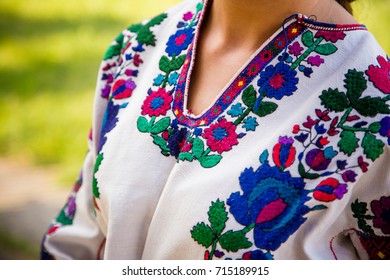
left=0, top=0, right=389, bottom=259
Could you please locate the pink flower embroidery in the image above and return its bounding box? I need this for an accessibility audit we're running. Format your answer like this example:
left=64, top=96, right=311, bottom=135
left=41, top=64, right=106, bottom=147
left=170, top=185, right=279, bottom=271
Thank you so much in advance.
left=141, top=88, right=173, bottom=117
left=288, top=42, right=304, bottom=56
left=307, top=55, right=325, bottom=67
left=315, top=30, right=346, bottom=43
left=366, top=56, right=390, bottom=94
left=202, top=118, right=238, bottom=154
left=183, top=12, right=194, bottom=21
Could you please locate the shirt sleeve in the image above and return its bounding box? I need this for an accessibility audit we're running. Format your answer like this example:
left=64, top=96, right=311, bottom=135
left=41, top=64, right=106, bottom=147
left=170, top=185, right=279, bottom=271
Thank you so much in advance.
left=40, top=30, right=127, bottom=259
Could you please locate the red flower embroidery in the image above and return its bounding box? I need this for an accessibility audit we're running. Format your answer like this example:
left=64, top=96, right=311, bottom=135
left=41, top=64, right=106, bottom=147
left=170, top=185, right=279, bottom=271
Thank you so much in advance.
left=141, top=88, right=173, bottom=117
left=366, top=56, right=390, bottom=94
left=313, top=178, right=348, bottom=202
left=202, top=118, right=238, bottom=154
left=315, top=30, right=346, bottom=43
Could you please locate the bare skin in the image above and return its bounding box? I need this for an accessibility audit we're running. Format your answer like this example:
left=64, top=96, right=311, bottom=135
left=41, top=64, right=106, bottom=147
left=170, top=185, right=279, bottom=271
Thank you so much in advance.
left=187, top=0, right=358, bottom=115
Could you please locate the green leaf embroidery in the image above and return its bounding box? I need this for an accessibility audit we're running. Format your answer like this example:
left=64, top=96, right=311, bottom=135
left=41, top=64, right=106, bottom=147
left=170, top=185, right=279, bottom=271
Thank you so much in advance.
left=171, top=55, right=186, bottom=71
left=361, top=133, right=385, bottom=160
left=152, top=135, right=170, bottom=153
left=199, top=154, right=223, bottom=168
left=252, top=101, right=278, bottom=117
left=315, top=43, right=337, bottom=55
left=208, top=200, right=228, bottom=236
left=319, top=88, right=350, bottom=112
left=353, top=96, right=390, bottom=117
left=128, top=23, right=143, bottom=33
left=129, top=13, right=168, bottom=46
left=56, top=208, right=73, bottom=226
left=357, top=219, right=374, bottom=234
left=298, top=162, right=320, bottom=180
left=302, top=30, right=314, bottom=47
left=219, top=230, right=252, bottom=252
left=368, top=122, right=382, bottom=133
left=150, top=117, right=171, bottom=134
left=351, top=199, right=374, bottom=234
left=338, top=131, right=359, bottom=156
left=92, top=153, right=104, bottom=198
left=146, top=13, right=168, bottom=28
left=242, top=85, right=257, bottom=108
left=178, top=152, right=194, bottom=162
left=159, top=56, right=171, bottom=73
left=351, top=199, right=368, bottom=216
left=344, top=69, right=367, bottom=102
left=137, top=116, right=150, bottom=132
left=191, top=222, right=214, bottom=248
left=103, top=43, right=122, bottom=60
left=192, top=138, right=205, bottom=159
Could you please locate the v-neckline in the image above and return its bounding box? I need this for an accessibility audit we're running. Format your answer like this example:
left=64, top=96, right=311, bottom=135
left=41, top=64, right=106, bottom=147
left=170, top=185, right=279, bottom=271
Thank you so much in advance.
left=171, top=1, right=366, bottom=128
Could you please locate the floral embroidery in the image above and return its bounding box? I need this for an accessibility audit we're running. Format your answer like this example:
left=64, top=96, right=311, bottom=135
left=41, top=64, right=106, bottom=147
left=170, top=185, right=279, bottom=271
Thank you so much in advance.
left=111, top=78, right=136, bottom=100
left=272, top=136, right=296, bottom=170
left=137, top=6, right=351, bottom=169
left=371, top=196, right=390, bottom=234
left=202, top=118, right=238, bottom=154
left=141, top=88, right=173, bottom=117
left=191, top=65, right=389, bottom=259
left=313, top=178, right=347, bottom=202
left=366, top=55, right=390, bottom=94
left=228, top=161, right=310, bottom=252
left=314, top=30, right=346, bottom=43
left=166, top=28, right=195, bottom=57
left=93, top=14, right=168, bottom=200
left=379, top=116, right=390, bottom=144
left=257, top=62, right=299, bottom=100
left=288, top=41, right=304, bottom=56
left=349, top=196, right=390, bottom=259
left=46, top=176, right=83, bottom=235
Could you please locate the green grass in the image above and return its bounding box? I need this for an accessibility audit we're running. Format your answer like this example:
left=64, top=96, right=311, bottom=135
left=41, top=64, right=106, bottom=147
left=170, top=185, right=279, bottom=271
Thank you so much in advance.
left=0, top=0, right=389, bottom=185
left=0, top=0, right=181, bottom=183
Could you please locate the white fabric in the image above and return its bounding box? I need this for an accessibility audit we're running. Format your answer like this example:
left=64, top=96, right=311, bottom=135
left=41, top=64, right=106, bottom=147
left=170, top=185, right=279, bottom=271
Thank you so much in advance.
left=42, top=0, right=390, bottom=260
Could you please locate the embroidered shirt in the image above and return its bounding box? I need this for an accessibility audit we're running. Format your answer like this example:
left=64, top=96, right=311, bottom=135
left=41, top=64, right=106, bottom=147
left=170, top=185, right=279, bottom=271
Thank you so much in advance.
left=41, top=0, right=390, bottom=260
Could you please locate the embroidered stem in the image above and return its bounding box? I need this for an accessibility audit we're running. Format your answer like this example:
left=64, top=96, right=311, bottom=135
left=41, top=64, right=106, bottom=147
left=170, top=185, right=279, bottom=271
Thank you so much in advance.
left=290, top=37, right=323, bottom=70
left=337, top=107, right=370, bottom=132
left=208, top=239, right=218, bottom=260
left=233, top=107, right=252, bottom=126
left=242, top=223, right=255, bottom=234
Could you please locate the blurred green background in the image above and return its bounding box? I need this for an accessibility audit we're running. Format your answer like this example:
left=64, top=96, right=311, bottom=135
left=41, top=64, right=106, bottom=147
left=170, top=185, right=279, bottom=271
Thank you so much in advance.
left=0, top=0, right=182, bottom=182
left=0, top=0, right=389, bottom=183
left=0, top=0, right=389, bottom=259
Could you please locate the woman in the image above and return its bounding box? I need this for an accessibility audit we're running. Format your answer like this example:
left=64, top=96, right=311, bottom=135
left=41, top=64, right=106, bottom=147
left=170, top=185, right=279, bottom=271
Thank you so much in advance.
left=41, top=0, right=390, bottom=259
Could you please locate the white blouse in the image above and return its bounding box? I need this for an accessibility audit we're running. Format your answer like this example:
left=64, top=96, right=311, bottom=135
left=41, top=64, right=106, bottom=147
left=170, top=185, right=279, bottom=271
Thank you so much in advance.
left=41, top=0, right=390, bottom=260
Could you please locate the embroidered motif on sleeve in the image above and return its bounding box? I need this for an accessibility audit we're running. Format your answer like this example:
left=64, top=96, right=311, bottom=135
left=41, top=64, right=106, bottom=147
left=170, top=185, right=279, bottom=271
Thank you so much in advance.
left=92, top=14, right=168, bottom=205
left=45, top=174, right=83, bottom=235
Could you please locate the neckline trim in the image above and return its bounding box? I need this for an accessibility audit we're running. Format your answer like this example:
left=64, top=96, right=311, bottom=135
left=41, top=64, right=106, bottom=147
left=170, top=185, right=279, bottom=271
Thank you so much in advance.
left=172, top=2, right=367, bottom=128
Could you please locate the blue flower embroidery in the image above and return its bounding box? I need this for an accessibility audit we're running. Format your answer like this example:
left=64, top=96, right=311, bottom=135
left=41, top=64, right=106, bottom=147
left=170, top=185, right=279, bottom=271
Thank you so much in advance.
left=227, top=103, right=245, bottom=117
left=243, top=116, right=258, bottom=131
left=168, top=72, right=180, bottom=86
left=165, top=28, right=195, bottom=57
left=257, top=62, right=299, bottom=100
left=153, top=74, right=165, bottom=86
left=227, top=162, right=310, bottom=251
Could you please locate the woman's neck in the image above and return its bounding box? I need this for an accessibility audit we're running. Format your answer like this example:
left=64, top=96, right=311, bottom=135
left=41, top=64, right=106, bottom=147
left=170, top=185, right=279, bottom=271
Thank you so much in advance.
left=205, top=0, right=356, bottom=50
